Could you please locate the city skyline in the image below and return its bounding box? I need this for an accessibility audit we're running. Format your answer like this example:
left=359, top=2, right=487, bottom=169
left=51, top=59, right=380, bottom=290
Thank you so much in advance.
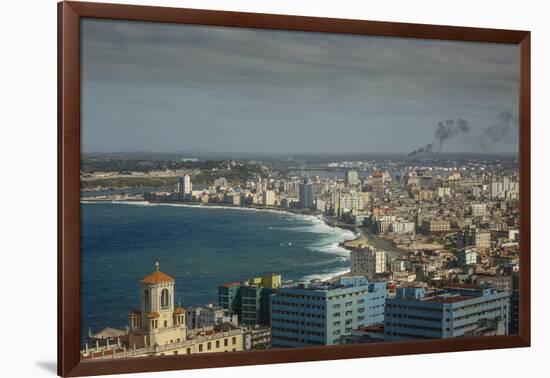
left=81, top=19, right=519, bottom=155
left=79, top=17, right=521, bottom=360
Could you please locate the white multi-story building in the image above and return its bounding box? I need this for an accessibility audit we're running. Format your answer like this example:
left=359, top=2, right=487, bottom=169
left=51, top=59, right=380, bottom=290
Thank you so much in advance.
left=340, top=191, right=364, bottom=211
left=315, top=198, right=327, bottom=212
left=178, top=175, right=192, bottom=198
left=185, top=304, right=238, bottom=330
left=350, top=246, right=387, bottom=279
left=391, top=221, right=416, bottom=235
left=345, top=170, right=360, bottom=186
left=490, top=177, right=519, bottom=200
left=331, top=191, right=364, bottom=215
left=263, top=190, right=276, bottom=206
left=456, top=248, right=478, bottom=266
left=471, top=203, right=487, bottom=217
left=422, top=219, right=451, bottom=234
left=374, top=215, right=397, bottom=235
left=458, top=227, right=491, bottom=251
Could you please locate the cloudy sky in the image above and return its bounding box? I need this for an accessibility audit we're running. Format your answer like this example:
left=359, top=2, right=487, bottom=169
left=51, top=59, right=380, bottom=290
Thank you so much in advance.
left=81, top=19, right=519, bottom=154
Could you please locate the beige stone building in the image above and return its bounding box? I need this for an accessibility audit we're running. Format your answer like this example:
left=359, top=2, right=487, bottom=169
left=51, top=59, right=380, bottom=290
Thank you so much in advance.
left=422, top=219, right=451, bottom=234
left=81, top=263, right=245, bottom=360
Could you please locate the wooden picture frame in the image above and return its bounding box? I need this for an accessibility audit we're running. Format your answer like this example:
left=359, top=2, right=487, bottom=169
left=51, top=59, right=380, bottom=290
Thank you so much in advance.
left=58, top=1, right=531, bottom=376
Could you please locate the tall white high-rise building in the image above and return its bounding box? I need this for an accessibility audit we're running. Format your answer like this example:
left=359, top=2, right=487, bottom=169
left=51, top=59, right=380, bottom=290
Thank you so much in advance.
left=345, top=170, right=359, bottom=186
left=178, top=175, right=192, bottom=198
left=263, top=190, right=276, bottom=206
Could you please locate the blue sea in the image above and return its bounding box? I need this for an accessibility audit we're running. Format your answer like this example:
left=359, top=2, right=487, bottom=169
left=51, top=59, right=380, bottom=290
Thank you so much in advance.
left=81, top=202, right=355, bottom=336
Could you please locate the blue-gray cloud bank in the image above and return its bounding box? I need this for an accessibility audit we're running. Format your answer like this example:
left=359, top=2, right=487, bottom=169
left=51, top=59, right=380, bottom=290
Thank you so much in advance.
left=81, top=19, right=519, bottom=155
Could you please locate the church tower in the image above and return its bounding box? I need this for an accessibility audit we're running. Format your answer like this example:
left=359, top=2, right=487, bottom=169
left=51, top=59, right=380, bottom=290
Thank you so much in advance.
left=140, top=261, right=174, bottom=315
left=128, top=262, right=186, bottom=349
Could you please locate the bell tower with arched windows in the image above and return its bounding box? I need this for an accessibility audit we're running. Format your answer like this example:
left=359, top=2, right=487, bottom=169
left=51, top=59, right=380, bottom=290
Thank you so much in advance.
left=128, top=262, right=186, bottom=349
left=139, top=261, right=175, bottom=314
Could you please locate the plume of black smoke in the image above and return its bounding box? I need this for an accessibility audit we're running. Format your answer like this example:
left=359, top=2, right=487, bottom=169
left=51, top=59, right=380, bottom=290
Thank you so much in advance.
left=408, top=111, right=516, bottom=156
left=408, top=118, right=470, bottom=157
left=408, top=143, right=433, bottom=157
left=476, top=110, right=517, bottom=149
left=435, top=118, right=470, bottom=152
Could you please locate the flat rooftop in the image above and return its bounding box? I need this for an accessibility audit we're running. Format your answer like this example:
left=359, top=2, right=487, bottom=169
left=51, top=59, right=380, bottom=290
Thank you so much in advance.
left=426, top=295, right=472, bottom=304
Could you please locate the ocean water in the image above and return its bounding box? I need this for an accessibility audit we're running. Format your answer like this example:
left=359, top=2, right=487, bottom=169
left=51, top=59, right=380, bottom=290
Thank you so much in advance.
left=81, top=202, right=355, bottom=335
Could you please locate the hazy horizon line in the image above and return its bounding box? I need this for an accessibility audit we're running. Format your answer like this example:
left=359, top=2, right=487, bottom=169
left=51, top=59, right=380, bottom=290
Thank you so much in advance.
left=82, top=150, right=519, bottom=157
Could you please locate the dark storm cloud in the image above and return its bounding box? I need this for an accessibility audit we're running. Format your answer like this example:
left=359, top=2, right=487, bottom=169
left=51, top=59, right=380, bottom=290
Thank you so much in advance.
left=80, top=19, right=519, bottom=154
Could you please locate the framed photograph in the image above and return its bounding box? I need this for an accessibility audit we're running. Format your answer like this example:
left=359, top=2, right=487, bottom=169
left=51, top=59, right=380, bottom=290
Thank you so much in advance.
left=58, top=1, right=530, bottom=376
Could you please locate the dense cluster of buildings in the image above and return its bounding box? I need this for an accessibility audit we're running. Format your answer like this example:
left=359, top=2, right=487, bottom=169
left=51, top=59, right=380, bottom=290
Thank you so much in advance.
left=83, top=157, right=520, bottom=359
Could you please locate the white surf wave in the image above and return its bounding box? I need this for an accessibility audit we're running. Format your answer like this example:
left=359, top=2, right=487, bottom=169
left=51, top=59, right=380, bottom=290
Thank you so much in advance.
left=301, top=268, right=350, bottom=282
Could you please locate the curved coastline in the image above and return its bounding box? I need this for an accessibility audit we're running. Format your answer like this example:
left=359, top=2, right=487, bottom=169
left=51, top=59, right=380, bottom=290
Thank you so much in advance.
left=80, top=199, right=357, bottom=281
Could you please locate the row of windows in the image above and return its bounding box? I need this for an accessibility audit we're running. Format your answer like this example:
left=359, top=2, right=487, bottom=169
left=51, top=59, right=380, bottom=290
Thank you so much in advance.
left=146, top=317, right=185, bottom=330
left=386, top=306, right=508, bottom=326
left=385, top=322, right=442, bottom=333
left=386, top=304, right=444, bottom=313
left=327, top=291, right=365, bottom=301
left=272, top=309, right=325, bottom=319
left=142, top=289, right=172, bottom=310
left=455, top=307, right=506, bottom=322
left=272, top=336, right=300, bottom=343
left=385, top=332, right=432, bottom=340
left=454, top=316, right=505, bottom=332
left=386, top=313, right=441, bottom=322
left=196, top=336, right=237, bottom=352
left=452, top=298, right=507, bottom=313
left=333, top=309, right=355, bottom=317
left=272, top=327, right=324, bottom=337
left=272, top=318, right=324, bottom=328
left=277, top=293, right=324, bottom=301
left=272, top=337, right=324, bottom=346
left=332, top=314, right=366, bottom=327
left=160, top=345, right=238, bottom=356
left=453, top=302, right=508, bottom=315
left=272, top=301, right=325, bottom=310
left=332, top=327, right=354, bottom=336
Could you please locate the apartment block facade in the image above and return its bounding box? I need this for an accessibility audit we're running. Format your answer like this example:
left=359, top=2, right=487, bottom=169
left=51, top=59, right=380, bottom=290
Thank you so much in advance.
left=270, top=276, right=387, bottom=348
left=384, top=286, right=510, bottom=341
